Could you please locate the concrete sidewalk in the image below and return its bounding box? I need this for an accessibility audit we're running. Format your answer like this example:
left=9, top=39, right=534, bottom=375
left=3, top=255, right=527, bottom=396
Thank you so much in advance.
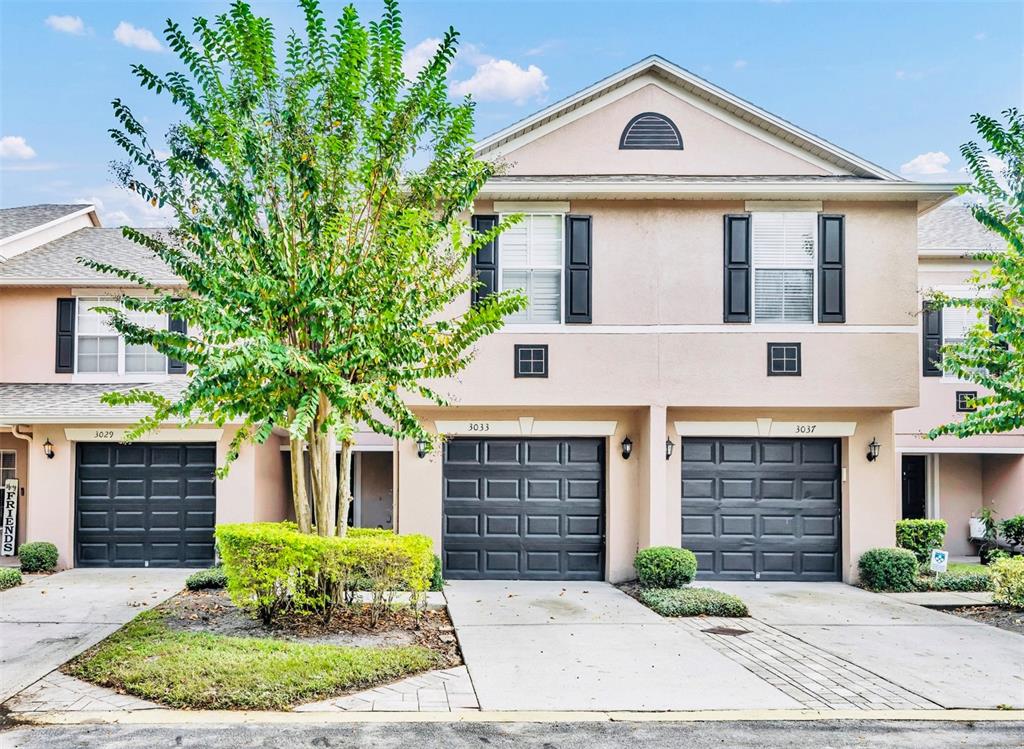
left=0, top=568, right=189, bottom=702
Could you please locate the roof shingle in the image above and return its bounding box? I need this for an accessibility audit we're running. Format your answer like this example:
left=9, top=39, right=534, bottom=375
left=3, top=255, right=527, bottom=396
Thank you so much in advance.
left=0, top=204, right=93, bottom=241
left=919, top=203, right=1003, bottom=252
left=0, top=381, right=188, bottom=422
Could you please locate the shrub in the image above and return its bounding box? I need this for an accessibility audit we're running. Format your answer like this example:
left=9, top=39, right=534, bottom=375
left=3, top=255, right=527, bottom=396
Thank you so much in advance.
left=0, top=567, right=22, bottom=590
left=18, top=541, right=58, bottom=573
left=990, top=556, right=1024, bottom=609
left=895, top=519, right=948, bottom=565
left=634, top=547, right=698, bottom=588
left=185, top=566, right=228, bottom=591
left=999, top=515, right=1024, bottom=549
left=638, top=587, right=748, bottom=617
left=858, top=548, right=919, bottom=592
left=429, top=554, right=444, bottom=592
left=215, top=523, right=434, bottom=626
left=913, top=572, right=992, bottom=592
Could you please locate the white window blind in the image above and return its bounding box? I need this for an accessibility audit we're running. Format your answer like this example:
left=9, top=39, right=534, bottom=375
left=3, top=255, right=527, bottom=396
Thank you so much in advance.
left=942, top=305, right=986, bottom=383
left=500, top=214, right=563, bottom=324
left=752, top=212, right=816, bottom=323
left=76, top=297, right=167, bottom=376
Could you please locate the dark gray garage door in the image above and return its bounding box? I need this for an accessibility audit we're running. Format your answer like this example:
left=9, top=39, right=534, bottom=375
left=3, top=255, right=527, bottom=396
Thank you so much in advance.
left=442, top=438, right=604, bottom=580
left=75, top=443, right=216, bottom=567
left=681, top=438, right=841, bottom=581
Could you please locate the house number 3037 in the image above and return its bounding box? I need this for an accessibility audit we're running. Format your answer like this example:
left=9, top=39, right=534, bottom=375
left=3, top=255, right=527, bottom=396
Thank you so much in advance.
left=467, top=422, right=490, bottom=433
left=795, top=424, right=817, bottom=434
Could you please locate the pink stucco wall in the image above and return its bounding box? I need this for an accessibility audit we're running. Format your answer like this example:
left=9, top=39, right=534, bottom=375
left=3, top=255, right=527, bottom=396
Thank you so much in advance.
left=0, top=286, right=73, bottom=383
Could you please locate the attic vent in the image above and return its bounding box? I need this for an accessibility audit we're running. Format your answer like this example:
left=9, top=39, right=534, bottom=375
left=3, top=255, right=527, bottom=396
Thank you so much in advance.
left=619, top=112, right=683, bottom=150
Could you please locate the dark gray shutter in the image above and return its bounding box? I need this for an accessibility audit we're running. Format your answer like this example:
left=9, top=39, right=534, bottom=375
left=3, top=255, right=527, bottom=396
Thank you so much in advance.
left=565, top=215, right=592, bottom=324
left=818, top=214, right=845, bottom=323
left=55, top=298, right=75, bottom=373
left=471, top=215, right=498, bottom=305
left=922, top=303, right=943, bottom=377
left=723, top=214, right=751, bottom=323
left=167, top=311, right=187, bottom=374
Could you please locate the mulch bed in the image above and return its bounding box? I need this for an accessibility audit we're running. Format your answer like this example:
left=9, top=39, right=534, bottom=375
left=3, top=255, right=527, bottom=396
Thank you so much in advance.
left=157, top=590, right=462, bottom=667
left=945, top=605, right=1024, bottom=635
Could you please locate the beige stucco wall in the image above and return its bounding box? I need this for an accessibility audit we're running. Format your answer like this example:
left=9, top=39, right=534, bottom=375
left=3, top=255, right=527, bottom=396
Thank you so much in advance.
left=936, top=453, right=983, bottom=556
left=498, top=83, right=836, bottom=176
left=982, top=455, right=1024, bottom=522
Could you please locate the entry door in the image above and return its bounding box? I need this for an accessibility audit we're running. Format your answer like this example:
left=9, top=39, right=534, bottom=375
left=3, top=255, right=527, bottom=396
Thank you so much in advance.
left=901, top=455, right=927, bottom=520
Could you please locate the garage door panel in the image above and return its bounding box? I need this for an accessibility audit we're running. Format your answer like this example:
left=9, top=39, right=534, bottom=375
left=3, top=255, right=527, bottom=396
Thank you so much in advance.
left=721, top=479, right=754, bottom=499
left=76, top=442, right=216, bottom=568
left=721, top=441, right=756, bottom=463
left=803, top=515, right=837, bottom=536
left=802, top=479, right=838, bottom=501
left=443, top=438, right=604, bottom=581
left=721, top=515, right=755, bottom=536
left=682, top=514, right=715, bottom=536
left=761, top=479, right=796, bottom=499
left=802, top=441, right=839, bottom=463
left=445, top=441, right=480, bottom=464
left=681, top=440, right=714, bottom=464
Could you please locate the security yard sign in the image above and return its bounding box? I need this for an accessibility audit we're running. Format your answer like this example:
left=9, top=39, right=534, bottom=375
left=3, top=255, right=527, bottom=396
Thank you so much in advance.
left=2, top=479, right=18, bottom=556
left=929, top=549, right=949, bottom=574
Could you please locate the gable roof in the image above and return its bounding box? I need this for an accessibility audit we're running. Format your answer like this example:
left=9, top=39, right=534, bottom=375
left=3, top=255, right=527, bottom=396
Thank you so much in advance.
left=475, top=55, right=901, bottom=181
left=0, top=204, right=97, bottom=241
left=919, top=202, right=1004, bottom=253
left=0, top=227, right=181, bottom=286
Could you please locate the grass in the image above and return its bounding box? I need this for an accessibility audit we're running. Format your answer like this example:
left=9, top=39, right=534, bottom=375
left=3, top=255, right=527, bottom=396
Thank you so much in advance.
left=66, top=611, right=440, bottom=710
left=947, top=562, right=988, bottom=575
left=638, top=587, right=749, bottom=617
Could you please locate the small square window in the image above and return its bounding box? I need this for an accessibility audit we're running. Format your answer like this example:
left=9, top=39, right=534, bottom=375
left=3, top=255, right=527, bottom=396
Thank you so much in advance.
left=514, top=344, right=548, bottom=378
left=767, top=342, right=801, bottom=376
left=956, top=391, right=978, bottom=412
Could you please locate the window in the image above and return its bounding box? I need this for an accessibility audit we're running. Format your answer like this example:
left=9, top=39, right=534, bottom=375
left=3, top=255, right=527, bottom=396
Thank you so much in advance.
left=941, top=305, right=986, bottom=383
left=514, top=344, right=548, bottom=378
left=752, top=212, right=816, bottom=324
left=767, top=342, right=801, bottom=376
left=500, top=214, right=563, bottom=324
left=76, top=297, right=167, bottom=376
left=0, top=450, right=15, bottom=486
left=956, top=391, right=977, bottom=413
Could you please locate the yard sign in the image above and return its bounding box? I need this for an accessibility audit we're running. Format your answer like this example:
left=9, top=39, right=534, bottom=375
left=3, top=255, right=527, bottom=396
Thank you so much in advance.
left=929, top=549, right=949, bottom=574
left=1, top=479, right=18, bottom=556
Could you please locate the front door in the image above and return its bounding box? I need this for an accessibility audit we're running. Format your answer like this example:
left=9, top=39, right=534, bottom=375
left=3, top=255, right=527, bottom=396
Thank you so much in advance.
left=901, top=455, right=927, bottom=520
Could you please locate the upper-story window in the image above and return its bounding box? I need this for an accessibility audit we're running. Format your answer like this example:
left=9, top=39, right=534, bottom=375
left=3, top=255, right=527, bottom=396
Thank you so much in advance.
left=499, top=214, right=564, bottom=324
left=941, top=304, right=985, bottom=383
left=619, top=113, right=684, bottom=150
left=752, top=212, right=816, bottom=324
left=76, top=297, right=167, bottom=375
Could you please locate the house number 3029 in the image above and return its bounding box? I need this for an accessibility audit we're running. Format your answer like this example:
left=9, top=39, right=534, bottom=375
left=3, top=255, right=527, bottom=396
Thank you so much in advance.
left=795, top=424, right=817, bottom=434
left=467, top=422, right=490, bottom=433
left=94, top=430, right=116, bottom=439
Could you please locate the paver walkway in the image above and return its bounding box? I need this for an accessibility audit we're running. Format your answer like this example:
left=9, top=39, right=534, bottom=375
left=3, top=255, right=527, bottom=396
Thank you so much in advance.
left=295, top=666, right=478, bottom=712
left=4, top=671, right=160, bottom=713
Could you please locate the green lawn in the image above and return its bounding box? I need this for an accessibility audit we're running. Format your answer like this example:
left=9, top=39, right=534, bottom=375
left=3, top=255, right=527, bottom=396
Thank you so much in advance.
left=947, top=562, right=989, bottom=575
left=66, top=611, right=440, bottom=710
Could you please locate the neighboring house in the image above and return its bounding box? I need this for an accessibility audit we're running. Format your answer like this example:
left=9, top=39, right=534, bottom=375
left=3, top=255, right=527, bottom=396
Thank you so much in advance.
left=895, top=203, right=1024, bottom=555
left=0, top=56, right=959, bottom=582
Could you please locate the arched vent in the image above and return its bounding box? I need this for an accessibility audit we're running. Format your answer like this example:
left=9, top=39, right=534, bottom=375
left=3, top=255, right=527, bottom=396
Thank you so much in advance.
left=619, top=112, right=683, bottom=150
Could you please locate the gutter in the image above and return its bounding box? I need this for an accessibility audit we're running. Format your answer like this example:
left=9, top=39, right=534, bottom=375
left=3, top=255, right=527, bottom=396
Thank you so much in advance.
left=478, top=180, right=964, bottom=198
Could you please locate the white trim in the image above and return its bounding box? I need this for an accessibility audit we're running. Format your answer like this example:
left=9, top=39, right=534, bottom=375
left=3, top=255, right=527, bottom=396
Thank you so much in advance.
left=352, top=452, right=362, bottom=528
left=495, top=323, right=916, bottom=334
left=0, top=206, right=97, bottom=250
left=63, top=427, right=223, bottom=442
left=932, top=453, right=941, bottom=519
left=675, top=419, right=857, bottom=438
left=434, top=419, right=618, bottom=437
left=492, top=201, right=570, bottom=213
left=896, top=445, right=1024, bottom=455
left=745, top=200, right=823, bottom=212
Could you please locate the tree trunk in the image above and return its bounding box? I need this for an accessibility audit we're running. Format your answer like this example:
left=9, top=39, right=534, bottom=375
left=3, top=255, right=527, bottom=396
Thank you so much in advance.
left=289, top=436, right=313, bottom=533
left=337, top=439, right=354, bottom=537
left=308, top=394, right=338, bottom=536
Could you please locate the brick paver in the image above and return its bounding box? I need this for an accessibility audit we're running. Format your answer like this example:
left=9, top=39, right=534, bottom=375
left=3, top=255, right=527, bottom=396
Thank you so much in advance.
left=3, top=671, right=160, bottom=713
left=294, top=666, right=479, bottom=712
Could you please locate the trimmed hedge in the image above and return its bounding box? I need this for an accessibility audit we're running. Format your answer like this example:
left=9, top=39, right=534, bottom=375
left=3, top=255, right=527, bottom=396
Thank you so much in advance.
left=0, top=567, right=22, bottom=590
left=913, top=572, right=992, bottom=593
left=990, top=556, right=1024, bottom=609
left=858, top=548, right=919, bottom=592
left=18, top=541, right=58, bottom=573
left=634, top=547, right=698, bottom=588
left=999, top=515, right=1024, bottom=549
left=429, top=554, right=444, bottom=592
left=185, top=566, right=228, bottom=591
left=895, top=519, right=948, bottom=565
left=215, top=523, right=434, bottom=626
left=639, top=587, right=748, bottom=617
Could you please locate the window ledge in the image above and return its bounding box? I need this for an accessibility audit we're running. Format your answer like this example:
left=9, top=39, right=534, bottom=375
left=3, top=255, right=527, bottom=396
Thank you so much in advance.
left=71, top=374, right=173, bottom=385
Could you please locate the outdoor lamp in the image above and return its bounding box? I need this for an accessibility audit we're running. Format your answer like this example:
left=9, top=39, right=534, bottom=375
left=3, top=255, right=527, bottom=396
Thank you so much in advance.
left=866, top=437, right=880, bottom=462
left=665, top=438, right=675, bottom=460
left=620, top=437, right=633, bottom=460
left=416, top=439, right=429, bottom=459
left=43, top=438, right=55, bottom=460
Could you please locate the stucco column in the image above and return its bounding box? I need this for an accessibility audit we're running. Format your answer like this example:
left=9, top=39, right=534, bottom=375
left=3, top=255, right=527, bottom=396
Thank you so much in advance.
left=639, top=404, right=670, bottom=549
left=24, top=426, right=74, bottom=568
left=844, top=410, right=899, bottom=582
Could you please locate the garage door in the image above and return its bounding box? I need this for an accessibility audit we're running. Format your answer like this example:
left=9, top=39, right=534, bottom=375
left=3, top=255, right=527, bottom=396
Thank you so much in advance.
left=442, top=438, right=604, bottom=580
left=681, top=438, right=841, bottom=581
left=75, top=443, right=216, bottom=567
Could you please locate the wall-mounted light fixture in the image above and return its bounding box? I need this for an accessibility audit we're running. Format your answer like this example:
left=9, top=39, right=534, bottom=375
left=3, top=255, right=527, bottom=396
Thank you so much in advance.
left=665, top=438, right=675, bottom=461
left=866, top=437, right=880, bottom=462
left=416, top=439, right=429, bottom=459
left=620, top=437, right=633, bottom=460
left=43, top=438, right=55, bottom=460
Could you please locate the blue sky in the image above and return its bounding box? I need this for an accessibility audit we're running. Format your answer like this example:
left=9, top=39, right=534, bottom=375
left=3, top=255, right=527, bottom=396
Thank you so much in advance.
left=1, top=0, right=1021, bottom=225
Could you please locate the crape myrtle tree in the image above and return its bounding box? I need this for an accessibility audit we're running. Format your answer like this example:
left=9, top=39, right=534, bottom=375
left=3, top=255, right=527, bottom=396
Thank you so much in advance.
left=927, top=108, right=1023, bottom=439
left=86, top=0, right=526, bottom=536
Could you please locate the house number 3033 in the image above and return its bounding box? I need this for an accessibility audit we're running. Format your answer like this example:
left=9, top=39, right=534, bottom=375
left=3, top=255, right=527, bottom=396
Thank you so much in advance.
left=467, top=422, right=490, bottom=433
left=795, top=424, right=817, bottom=434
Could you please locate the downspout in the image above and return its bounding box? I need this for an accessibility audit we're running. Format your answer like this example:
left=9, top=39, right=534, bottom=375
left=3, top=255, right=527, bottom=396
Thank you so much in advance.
left=8, top=425, right=33, bottom=445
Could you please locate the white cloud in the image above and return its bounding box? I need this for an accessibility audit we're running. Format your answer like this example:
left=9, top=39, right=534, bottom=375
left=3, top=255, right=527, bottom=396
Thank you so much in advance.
left=0, top=135, right=36, bottom=160
left=974, top=31, right=987, bottom=41
left=900, top=151, right=951, bottom=177
left=113, top=21, right=163, bottom=52
left=77, top=185, right=175, bottom=228
left=451, top=58, right=548, bottom=104
left=402, top=37, right=441, bottom=79
left=45, top=15, right=85, bottom=35
left=733, top=59, right=748, bottom=70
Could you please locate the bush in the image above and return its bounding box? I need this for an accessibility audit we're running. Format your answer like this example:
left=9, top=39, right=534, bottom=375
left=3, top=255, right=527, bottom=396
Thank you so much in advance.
left=858, top=548, right=919, bottom=592
left=186, top=566, right=227, bottom=591
left=215, top=523, right=434, bottom=626
left=913, top=572, right=992, bottom=592
left=895, top=519, right=948, bottom=565
left=429, top=554, right=444, bottom=592
left=999, top=515, right=1024, bottom=549
left=18, top=541, right=58, bottom=573
left=634, top=547, right=698, bottom=588
left=638, top=587, right=748, bottom=617
left=990, top=556, right=1024, bottom=609
left=0, top=567, right=22, bottom=590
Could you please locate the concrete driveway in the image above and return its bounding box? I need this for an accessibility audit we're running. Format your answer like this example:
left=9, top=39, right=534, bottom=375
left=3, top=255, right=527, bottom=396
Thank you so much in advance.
left=0, top=568, right=190, bottom=702
left=444, top=580, right=801, bottom=711
left=703, top=582, right=1024, bottom=710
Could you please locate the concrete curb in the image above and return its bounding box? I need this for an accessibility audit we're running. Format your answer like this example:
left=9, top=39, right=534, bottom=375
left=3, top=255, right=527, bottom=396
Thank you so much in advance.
left=10, top=708, right=1023, bottom=726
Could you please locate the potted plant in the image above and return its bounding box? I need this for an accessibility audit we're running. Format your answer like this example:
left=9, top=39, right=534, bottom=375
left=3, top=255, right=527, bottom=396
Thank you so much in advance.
left=974, top=507, right=1000, bottom=564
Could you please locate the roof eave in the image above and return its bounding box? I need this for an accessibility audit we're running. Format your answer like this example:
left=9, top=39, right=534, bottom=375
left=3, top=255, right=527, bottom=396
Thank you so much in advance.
left=0, top=278, right=185, bottom=287
left=0, top=205, right=99, bottom=249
